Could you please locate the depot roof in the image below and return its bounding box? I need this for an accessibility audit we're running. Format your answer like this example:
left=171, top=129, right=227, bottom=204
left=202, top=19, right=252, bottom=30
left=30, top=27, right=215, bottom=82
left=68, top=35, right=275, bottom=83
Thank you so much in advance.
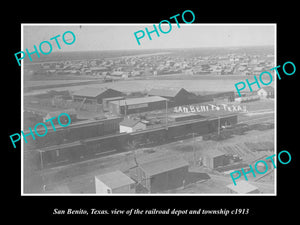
left=148, top=87, right=186, bottom=98
left=72, top=87, right=108, bottom=97
left=110, top=96, right=167, bottom=106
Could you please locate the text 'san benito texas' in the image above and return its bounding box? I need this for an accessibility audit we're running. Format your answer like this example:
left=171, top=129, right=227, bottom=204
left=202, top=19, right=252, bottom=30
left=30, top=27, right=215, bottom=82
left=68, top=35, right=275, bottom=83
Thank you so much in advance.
left=22, top=24, right=275, bottom=195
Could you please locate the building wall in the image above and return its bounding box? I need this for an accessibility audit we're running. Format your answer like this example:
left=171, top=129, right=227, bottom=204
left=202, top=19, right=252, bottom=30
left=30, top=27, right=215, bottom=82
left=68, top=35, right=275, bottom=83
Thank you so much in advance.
left=73, top=89, right=124, bottom=104
left=113, top=184, right=135, bottom=193
left=258, top=90, right=268, bottom=98
left=213, top=155, right=227, bottom=168
left=258, top=90, right=274, bottom=99
left=97, top=89, right=124, bottom=104
left=120, top=123, right=146, bottom=133
left=173, top=89, right=194, bottom=106
left=150, top=166, right=188, bottom=193
left=203, top=155, right=226, bottom=169
left=95, top=177, right=112, bottom=194
left=120, top=125, right=133, bottom=133
left=109, top=100, right=167, bottom=115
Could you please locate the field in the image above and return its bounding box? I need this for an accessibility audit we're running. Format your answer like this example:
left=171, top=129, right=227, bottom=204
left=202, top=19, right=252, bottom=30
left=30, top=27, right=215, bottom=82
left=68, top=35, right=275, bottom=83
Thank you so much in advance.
left=24, top=77, right=275, bottom=97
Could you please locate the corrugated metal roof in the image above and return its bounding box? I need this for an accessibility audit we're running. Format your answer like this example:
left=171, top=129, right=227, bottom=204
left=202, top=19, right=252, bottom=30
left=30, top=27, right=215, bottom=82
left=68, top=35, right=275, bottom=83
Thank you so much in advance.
left=110, top=96, right=167, bottom=106
left=95, top=170, right=135, bottom=189
left=139, top=157, right=189, bottom=176
left=148, top=87, right=184, bottom=97
left=72, top=87, right=108, bottom=97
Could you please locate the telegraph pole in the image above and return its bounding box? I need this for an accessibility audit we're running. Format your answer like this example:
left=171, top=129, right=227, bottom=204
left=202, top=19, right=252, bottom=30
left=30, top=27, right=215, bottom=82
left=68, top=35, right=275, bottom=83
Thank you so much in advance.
left=165, top=99, right=168, bottom=130
left=193, top=132, right=196, bottom=166
left=124, top=99, right=127, bottom=116
left=217, top=116, right=220, bottom=136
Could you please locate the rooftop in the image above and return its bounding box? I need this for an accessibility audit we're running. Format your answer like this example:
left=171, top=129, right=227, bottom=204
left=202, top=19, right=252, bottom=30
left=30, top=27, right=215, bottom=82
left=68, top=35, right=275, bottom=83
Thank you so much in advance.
left=110, top=96, right=167, bottom=106
left=226, top=180, right=259, bottom=194
left=139, top=157, right=189, bottom=176
left=72, top=87, right=112, bottom=97
left=148, top=87, right=185, bottom=98
left=119, top=118, right=142, bottom=127
left=95, top=170, right=135, bottom=189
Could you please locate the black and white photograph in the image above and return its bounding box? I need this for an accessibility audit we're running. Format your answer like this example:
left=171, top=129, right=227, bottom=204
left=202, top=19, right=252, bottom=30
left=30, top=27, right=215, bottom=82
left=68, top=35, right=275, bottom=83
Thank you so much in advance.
left=5, top=4, right=299, bottom=220
left=21, top=24, right=276, bottom=195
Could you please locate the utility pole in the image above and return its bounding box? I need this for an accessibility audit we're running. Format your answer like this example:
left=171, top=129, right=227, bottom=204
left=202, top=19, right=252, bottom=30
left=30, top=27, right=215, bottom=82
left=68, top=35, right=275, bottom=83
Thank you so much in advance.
left=165, top=99, right=168, bottom=130
left=193, top=132, right=196, bottom=166
left=217, top=116, right=220, bottom=136
left=124, top=99, right=127, bottom=116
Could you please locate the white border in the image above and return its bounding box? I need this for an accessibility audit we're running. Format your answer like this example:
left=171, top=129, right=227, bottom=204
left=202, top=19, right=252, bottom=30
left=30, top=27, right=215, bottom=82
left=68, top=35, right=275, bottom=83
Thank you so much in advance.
left=21, top=23, right=277, bottom=196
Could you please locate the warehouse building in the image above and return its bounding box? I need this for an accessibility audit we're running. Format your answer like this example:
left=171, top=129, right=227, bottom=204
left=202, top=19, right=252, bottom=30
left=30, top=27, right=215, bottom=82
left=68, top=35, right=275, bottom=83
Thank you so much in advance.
left=148, top=87, right=195, bottom=106
left=95, top=170, right=135, bottom=194
left=108, top=96, right=167, bottom=115
left=202, top=149, right=228, bottom=169
left=131, top=157, right=189, bottom=193
left=72, top=87, right=124, bottom=104
left=102, top=96, right=125, bottom=111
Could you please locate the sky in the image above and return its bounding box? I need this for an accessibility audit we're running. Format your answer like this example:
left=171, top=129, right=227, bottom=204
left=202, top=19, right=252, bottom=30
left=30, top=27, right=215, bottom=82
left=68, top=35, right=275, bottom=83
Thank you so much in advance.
left=22, top=24, right=275, bottom=52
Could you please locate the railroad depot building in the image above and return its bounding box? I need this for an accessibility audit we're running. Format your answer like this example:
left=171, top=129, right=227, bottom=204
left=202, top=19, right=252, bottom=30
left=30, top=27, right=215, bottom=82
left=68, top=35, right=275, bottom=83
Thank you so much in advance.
left=95, top=170, right=135, bottom=194
left=147, top=88, right=195, bottom=106
left=72, top=87, right=124, bottom=104
left=131, top=157, right=189, bottom=193
left=108, top=96, right=167, bottom=115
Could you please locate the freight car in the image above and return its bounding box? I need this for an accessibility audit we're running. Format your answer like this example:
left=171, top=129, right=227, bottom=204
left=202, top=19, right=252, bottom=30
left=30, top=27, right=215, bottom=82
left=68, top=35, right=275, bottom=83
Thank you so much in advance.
left=33, top=114, right=238, bottom=169
left=24, top=117, right=122, bottom=150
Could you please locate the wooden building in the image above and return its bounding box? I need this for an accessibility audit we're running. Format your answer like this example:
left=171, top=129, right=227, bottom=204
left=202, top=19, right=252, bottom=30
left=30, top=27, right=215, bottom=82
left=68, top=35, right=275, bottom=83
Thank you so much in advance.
left=202, top=149, right=228, bottom=169
left=72, top=87, right=124, bottom=104
left=95, top=170, right=135, bottom=194
left=147, top=87, right=195, bottom=106
left=119, top=118, right=146, bottom=133
left=132, top=157, right=189, bottom=193
left=108, top=96, right=167, bottom=115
